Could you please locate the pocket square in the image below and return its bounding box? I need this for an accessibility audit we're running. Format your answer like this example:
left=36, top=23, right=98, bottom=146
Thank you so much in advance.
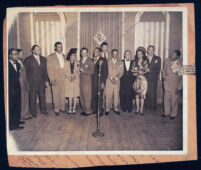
left=154, top=60, right=158, bottom=63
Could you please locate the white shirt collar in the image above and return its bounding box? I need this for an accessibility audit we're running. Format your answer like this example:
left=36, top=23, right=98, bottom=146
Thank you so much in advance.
left=33, top=54, right=40, bottom=58
left=112, top=58, right=117, bottom=64
left=9, top=60, right=17, bottom=71
left=82, top=56, right=88, bottom=63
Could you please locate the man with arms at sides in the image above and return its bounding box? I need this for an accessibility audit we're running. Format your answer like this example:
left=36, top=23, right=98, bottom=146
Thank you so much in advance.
left=47, top=42, right=66, bottom=116
left=17, top=49, right=32, bottom=121
left=161, top=50, right=182, bottom=119
left=100, top=42, right=110, bottom=60
left=145, top=45, right=161, bottom=112
left=91, top=47, right=108, bottom=116
left=80, top=47, right=94, bottom=116
left=105, top=49, right=124, bottom=115
left=9, top=48, right=24, bottom=130
left=24, top=45, right=49, bottom=118
left=120, top=50, right=134, bottom=113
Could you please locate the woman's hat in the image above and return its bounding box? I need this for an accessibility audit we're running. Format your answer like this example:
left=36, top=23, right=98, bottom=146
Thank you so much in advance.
left=66, top=48, right=77, bottom=60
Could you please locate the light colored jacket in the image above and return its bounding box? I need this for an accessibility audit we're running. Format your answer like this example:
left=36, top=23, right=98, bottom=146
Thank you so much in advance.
left=107, top=58, right=124, bottom=83
left=47, top=52, right=66, bottom=83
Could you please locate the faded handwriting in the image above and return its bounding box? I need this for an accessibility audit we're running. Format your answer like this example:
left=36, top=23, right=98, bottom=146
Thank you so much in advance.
left=129, top=155, right=140, bottom=164
left=64, top=155, right=80, bottom=167
left=85, top=155, right=95, bottom=166
left=19, top=156, right=39, bottom=167
left=149, top=155, right=159, bottom=163
left=15, top=154, right=161, bottom=168
left=107, top=155, right=117, bottom=165
left=95, top=155, right=105, bottom=166
left=117, top=154, right=128, bottom=165
left=45, top=155, right=58, bottom=166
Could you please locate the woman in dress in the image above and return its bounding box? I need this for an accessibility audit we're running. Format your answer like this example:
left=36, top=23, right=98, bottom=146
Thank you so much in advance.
left=131, top=47, right=149, bottom=115
left=64, top=48, right=80, bottom=114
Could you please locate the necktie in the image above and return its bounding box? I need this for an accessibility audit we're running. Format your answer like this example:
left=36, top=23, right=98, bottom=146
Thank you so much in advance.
left=94, top=58, right=97, bottom=63
left=36, top=56, right=40, bottom=65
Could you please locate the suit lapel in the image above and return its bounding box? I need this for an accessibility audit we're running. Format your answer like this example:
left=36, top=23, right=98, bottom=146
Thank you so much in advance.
left=150, top=55, right=157, bottom=65
left=31, top=55, right=40, bottom=66
left=9, top=61, right=17, bottom=73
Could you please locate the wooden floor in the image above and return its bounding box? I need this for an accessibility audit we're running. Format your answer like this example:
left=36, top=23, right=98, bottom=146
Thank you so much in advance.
left=10, top=103, right=183, bottom=151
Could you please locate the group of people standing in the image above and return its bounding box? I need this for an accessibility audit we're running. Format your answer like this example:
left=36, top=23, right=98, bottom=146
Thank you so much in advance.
left=8, top=41, right=182, bottom=131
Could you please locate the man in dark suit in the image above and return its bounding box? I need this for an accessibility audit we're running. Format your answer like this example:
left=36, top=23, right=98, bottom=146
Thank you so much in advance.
left=120, top=50, right=134, bottom=113
left=17, top=49, right=32, bottom=120
left=91, top=47, right=108, bottom=116
left=80, top=47, right=94, bottom=116
left=24, top=45, right=49, bottom=118
left=146, top=45, right=161, bottom=112
left=9, top=48, right=24, bottom=130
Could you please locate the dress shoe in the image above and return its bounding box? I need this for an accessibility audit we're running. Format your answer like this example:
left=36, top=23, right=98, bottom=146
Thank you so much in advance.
left=128, top=110, right=132, bottom=113
left=55, top=112, right=60, bottom=116
left=161, top=114, right=169, bottom=117
left=135, top=111, right=139, bottom=115
left=80, top=112, right=91, bottom=116
left=68, top=109, right=73, bottom=114
left=139, top=112, right=144, bottom=116
left=114, top=110, right=120, bottom=115
left=25, top=116, right=32, bottom=120
left=72, top=109, right=76, bottom=114
left=20, top=121, right=25, bottom=124
left=41, top=112, right=49, bottom=115
left=105, top=111, right=110, bottom=116
left=32, top=114, right=37, bottom=118
left=122, top=109, right=126, bottom=112
left=60, top=110, right=66, bottom=114
left=16, top=126, right=24, bottom=130
left=169, top=116, right=175, bottom=120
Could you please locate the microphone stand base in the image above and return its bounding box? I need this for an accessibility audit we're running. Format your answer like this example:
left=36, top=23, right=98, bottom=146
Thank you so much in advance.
left=92, top=130, right=104, bottom=137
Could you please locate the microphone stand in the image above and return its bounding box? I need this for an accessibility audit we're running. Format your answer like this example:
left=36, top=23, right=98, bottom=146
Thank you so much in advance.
left=92, top=60, right=104, bottom=137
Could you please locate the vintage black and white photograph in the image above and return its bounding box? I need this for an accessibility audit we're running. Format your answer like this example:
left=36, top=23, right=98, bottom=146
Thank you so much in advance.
left=6, top=6, right=187, bottom=153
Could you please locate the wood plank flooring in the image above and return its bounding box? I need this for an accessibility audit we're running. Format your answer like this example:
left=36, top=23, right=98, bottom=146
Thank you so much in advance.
left=10, top=103, right=183, bottom=151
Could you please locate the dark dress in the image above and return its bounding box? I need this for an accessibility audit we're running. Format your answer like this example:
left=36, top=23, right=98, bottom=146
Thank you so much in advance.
left=91, top=57, right=108, bottom=114
left=9, top=61, right=21, bottom=130
left=120, top=59, right=134, bottom=112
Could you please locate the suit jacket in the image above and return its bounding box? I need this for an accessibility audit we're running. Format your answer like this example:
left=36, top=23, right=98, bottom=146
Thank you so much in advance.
left=80, top=57, right=94, bottom=82
left=120, top=59, right=134, bottom=90
left=107, top=58, right=124, bottom=83
left=9, top=61, right=21, bottom=97
left=92, top=57, right=108, bottom=85
left=162, top=58, right=182, bottom=91
left=19, top=61, right=29, bottom=91
left=24, top=55, right=48, bottom=86
left=47, top=52, right=66, bottom=83
left=101, top=51, right=111, bottom=60
left=146, top=55, right=161, bottom=81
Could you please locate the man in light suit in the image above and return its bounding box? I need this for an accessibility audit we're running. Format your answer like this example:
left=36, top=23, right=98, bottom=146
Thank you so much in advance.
left=47, top=42, right=66, bottom=116
left=24, top=45, right=49, bottom=118
left=105, top=49, right=124, bottom=115
left=80, top=47, right=94, bottom=116
left=161, top=50, right=182, bottom=119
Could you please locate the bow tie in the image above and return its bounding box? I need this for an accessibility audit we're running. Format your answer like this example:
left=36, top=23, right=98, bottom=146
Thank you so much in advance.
left=126, top=59, right=130, bottom=61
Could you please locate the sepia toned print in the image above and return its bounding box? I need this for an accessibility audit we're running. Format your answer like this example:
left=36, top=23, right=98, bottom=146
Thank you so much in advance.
left=4, top=3, right=196, bottom=168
